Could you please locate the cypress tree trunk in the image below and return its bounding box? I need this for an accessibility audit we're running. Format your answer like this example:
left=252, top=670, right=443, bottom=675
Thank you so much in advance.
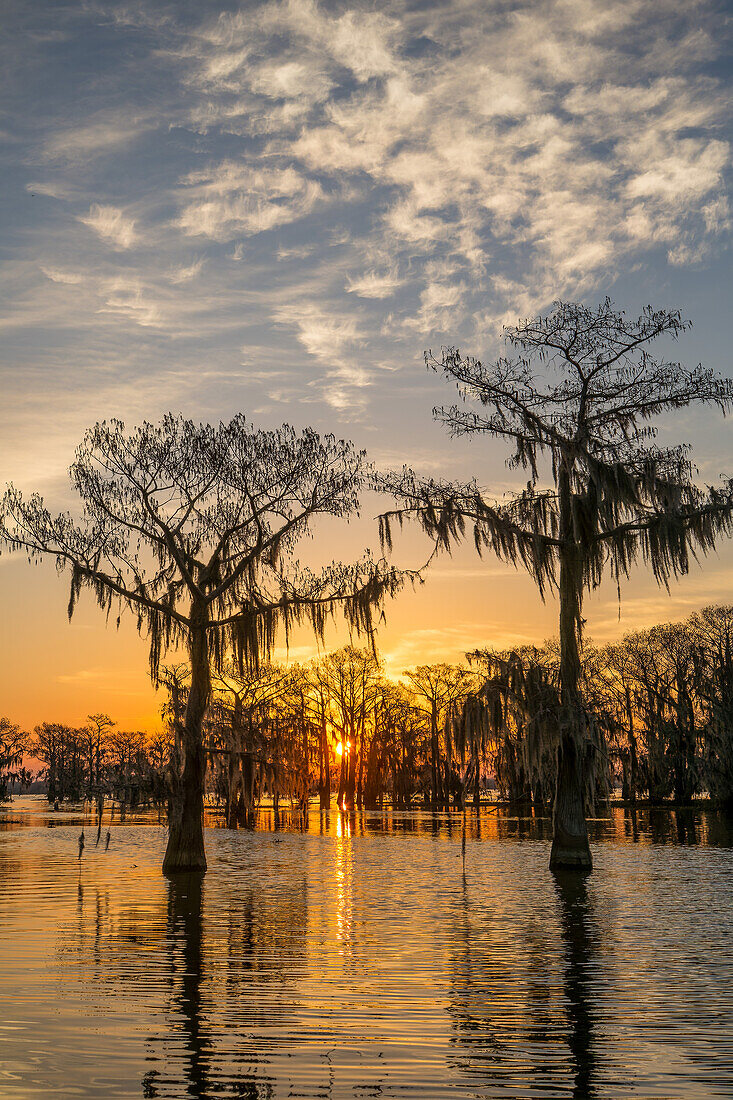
left=301, top=720, right=310, bottom=818
left=163, top=612, right=209, bottom=874
left=345, top=748, right=356, bottom=809
left=319, top=717, right=330, bottom=810
left=240, top=753, right=255, bottom=826
left=344, top=720, right=357, bottom=810
left=621, top=754, right=630, bottom=802
left=356, top=730, right=365, bottom=809
left=473, top=752, right=480, bottom=811
left=550, top=460, right=592, bottom=871
left=430, top=705, right=440, bottom=809
left=48, top=747, right=57, bottom=805
left=337, top=746, right=346, bottom=809
left=226, top=754, right=240, bottom=828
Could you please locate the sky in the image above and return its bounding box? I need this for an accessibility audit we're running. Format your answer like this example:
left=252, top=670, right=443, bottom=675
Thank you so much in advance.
left=1, top=0, right=732, bottom=731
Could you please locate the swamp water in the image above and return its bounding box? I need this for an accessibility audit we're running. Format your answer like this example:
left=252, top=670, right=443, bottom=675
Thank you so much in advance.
left=0, top=798, right=732, bottom=1099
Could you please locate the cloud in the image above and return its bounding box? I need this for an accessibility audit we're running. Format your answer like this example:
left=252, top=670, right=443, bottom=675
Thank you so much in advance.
left=96, top=276, right=162, bottom=327
left=346, top=268, right=403, bottom=299
left=274, top=300, right=363, bottom=366
left=26, top=180, right=77, bottom=200
left=177, top=163, right=325, bottom=239
left=168, top=257, right=205, bottom=283
left=41, top=266, right=83, bottom=284
left=6, top=0, right=733, bottom=419
left=381, top=621, right=537, bottom=677
left=39, top=114, right=150, bottom=163
left=79, top=204, right=138, bottom=249
left=410, top=279, right=466, bottom=331
left=272, top=299, right=371, bottom=410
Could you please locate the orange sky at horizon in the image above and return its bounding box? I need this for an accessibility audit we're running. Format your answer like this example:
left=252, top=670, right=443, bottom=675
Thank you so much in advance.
left=3, top=511, right=733, bottom=734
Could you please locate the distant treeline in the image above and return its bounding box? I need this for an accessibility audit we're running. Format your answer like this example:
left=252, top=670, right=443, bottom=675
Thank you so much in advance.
left=462, top=603, right=733, bottom=813
left=4, top=602, right=732, bottom=817
left=0, top=715, right=170, bottom=811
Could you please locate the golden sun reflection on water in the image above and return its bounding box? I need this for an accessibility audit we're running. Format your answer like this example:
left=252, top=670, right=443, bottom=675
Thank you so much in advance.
left=335, top=811, right=353, bottom=954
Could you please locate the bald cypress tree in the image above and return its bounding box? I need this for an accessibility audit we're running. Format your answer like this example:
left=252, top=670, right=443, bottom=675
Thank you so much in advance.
left=406, top=664, right=471, bottom=809
left=1, top=414, right=403, bottom=873
left=380, top=299, right=733, bottom=870
left=0, top=717, right=29, bottom=801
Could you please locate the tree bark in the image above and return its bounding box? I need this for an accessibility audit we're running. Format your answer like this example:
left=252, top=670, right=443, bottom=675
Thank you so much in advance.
left=344, top=719, right=357, bottom=810
left=473, top=755, right=481, bottom=812
left=550, top=459, right=592, bottom=871
left=319, top=716, right=330, bottom=810
left=337, top=744, right=346, bottom=809
left=550, top=732, right=591, bottom=869
left=430, top=704, right=440, bottom=810
left=163, top=612, right=209, bottom=874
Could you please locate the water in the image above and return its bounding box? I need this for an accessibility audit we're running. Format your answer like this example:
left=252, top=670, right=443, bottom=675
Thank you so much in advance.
left=1, top=799, right=732, bottom=1098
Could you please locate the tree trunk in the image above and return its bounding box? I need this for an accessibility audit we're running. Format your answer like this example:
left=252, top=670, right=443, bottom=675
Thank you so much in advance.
left=344, top=720, right=357, bottom=810
left=337, top=745, right=346, bottom=809
left=240, top=754, right=255, bottom=827
left=356, top=730, right=365, bottom=809
left=551, top=732, right=591, bottom=869
left=473, top=752, right=481, bottom=811
left=319, top=716, right=330, bottom=810
left=550, top=460, right=592, bottom=871
left=430, top=706, right=440, bottom=809
left=226, top=754, right=240, bottom=828
left=163, top=616, right=209, bottom=874
left=48, top=748, right=57, bottom=805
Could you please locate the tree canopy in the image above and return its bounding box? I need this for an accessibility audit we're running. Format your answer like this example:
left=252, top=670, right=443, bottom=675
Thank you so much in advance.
left=379, top=300, right=733, bottom=602
left=1, top=415, right=403, bottom=677
left=378, top=299, right=733, bottom=868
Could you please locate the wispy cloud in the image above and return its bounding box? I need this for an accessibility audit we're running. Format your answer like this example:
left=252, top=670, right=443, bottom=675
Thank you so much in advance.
left=347, top=268, right=403, bottom=299
left=79, top=204, right=138, bottom=249
left=40, top=266, right=83, bottom=285
left=177, top=162, right=325, bottom=239
left=168, top=257, right=205, bottom=283
left=160, top=0, right=732, bottom=340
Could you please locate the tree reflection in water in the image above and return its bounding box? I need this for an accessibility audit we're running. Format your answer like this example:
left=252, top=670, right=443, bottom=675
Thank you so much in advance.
left=140, top=870, right=315, bottom=1098
left=448, top=867, right=599, bottom=1097
left=147, top=873, right=212, bottom=1098
left=448, top=875, right=559, bottom=1093
left=553, top=871, right=597, bottom=1100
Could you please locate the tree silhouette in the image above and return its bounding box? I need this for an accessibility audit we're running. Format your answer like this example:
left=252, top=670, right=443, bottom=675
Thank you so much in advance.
left=208, top=661, right=295, bottom=827
left=319, top=645, right=382, bottom=810
left=380, top=300, right=733, bottom=868
left=1, top=414, right=403, bottom=872
left=406, top=664, right=471, bottom=809
left=0, top=717, right=29, bottom=801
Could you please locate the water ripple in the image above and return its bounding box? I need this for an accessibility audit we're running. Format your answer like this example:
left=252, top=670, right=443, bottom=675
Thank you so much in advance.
left=0, top=799, right=732, bottom=1098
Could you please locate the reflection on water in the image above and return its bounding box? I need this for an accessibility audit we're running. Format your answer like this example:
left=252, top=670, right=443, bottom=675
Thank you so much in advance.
left=1, top=799, right=732, bottom=1098
left=335, top=811, right=353, bottom=954
left=158, top=874, right=209, bottom=1099
left=553, top=872, right=596, bottom=1099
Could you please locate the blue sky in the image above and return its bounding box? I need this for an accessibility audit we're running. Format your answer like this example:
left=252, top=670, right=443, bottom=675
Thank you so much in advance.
left=1, top=0, right=732, bottom=725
